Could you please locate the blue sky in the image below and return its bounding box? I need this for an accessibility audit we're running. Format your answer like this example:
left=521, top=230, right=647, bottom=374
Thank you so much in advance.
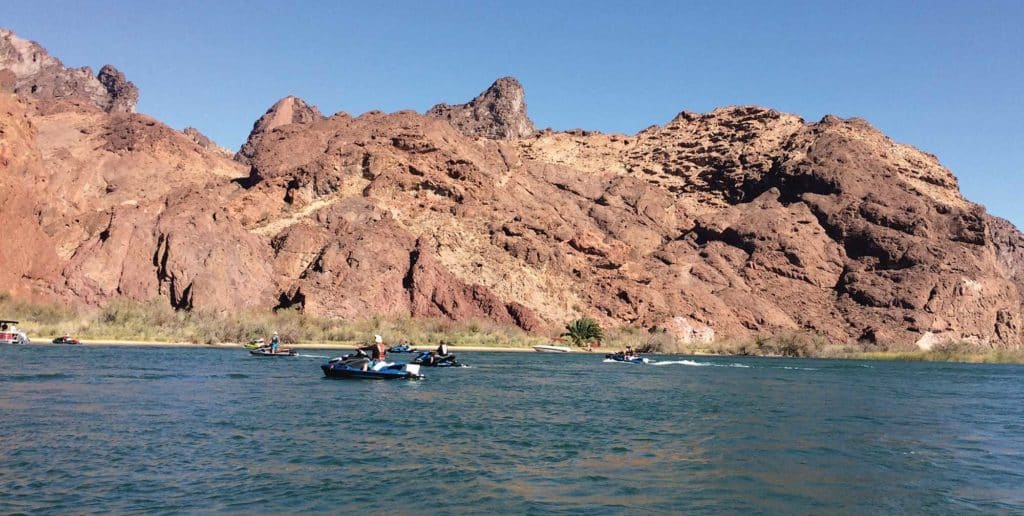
left=5, top=1, right=1023, bottom=225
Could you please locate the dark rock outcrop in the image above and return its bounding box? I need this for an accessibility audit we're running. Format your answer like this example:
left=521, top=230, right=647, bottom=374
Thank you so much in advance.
left=96, top=64, right=138, bottom=114
left=427, top=77, right=536, bottom=139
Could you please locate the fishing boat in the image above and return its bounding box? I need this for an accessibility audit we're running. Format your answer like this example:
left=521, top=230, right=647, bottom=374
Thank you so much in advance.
left=0, top=320, right=29, bottom=345
left=533, top=345, right=572, bottom=353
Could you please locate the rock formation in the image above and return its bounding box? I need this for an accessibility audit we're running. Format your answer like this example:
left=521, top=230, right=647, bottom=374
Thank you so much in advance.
left=427, top=77, right=536, bottom=139
left=1, top=28, right=1022, bottom=350
left=97, top=64, right=138, bottom=114
left=235, top=95, right=324, bottom=164
left=0, top=29, right=138, bottom=113
left=183, top=127, right=233, bottom=158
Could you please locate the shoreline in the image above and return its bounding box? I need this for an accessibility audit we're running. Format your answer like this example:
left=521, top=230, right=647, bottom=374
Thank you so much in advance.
left=33, top=338, right=548, bottom=353
left=19, top=338, right=1024, bottom=364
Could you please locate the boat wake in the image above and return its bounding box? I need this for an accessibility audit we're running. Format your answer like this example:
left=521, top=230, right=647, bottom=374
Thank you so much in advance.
left=650, top=360, right=751, bottom=368
left=296, top=353, right=330, bottom=359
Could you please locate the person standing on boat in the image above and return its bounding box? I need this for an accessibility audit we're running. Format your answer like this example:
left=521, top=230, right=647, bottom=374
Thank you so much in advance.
left=270, top=332, right=280, bottom=353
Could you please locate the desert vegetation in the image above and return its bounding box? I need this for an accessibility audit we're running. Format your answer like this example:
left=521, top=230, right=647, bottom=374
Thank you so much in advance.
left=3, top=293, right=1023, bottom=362
left=0, top=294, right=545, bottom=348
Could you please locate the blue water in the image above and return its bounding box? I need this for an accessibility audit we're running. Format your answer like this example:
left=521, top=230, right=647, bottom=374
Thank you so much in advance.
left=1, top=346, right=1023, bottom=513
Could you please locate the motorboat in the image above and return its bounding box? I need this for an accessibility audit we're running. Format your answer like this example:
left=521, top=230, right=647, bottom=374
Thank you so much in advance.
left=321, top=351, right=423, bottom=379
left=0, top=320, right=29, bottom=345
left=533, top=345, right=572, bottom=353
left=52, top=336, right=81, bottom=345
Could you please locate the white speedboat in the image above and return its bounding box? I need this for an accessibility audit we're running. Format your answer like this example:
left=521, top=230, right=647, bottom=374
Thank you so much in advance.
left=0, top=320, right=29, bottom=345
left=533, top=345, right=572, bottom=353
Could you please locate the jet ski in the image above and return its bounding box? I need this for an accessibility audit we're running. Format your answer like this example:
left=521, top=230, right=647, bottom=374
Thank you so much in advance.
left=249, top=348, right=297, bottom=357
left=604, top=353, right=649, bottom=364
left=387, top=344, right=416, bottom=353
left=244, top=339, right=266, bottom=350
left=411, top=350, right=465, bottom=367
left=321, top=351, right=423, bottom=380
left=52, top=336, right=81, bottom=345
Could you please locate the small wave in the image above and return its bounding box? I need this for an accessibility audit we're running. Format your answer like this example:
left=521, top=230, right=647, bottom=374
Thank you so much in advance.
left=103, top=373, right=189, bottom=380
left=296, top=354, right=329, bottom=359
left=225, top=373, right=250, bottom=379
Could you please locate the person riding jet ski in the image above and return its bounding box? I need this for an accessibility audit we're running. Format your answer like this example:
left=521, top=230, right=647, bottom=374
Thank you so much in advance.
left=414, top=342, right=463, bottom=366
left=357, top=335, right=388, bottom=371
left=427, top=342, right=456, bottom=365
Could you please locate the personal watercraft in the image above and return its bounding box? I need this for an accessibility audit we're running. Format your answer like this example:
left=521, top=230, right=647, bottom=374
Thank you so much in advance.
left=411, top=350, right=465, bottom=367
left=244, top=339, right=265, bottom=350
left=249, top=348, right=297, bottom=357
left=321, top=350, right=423, bottom=379
left=604, top=353, right=649, bottom=364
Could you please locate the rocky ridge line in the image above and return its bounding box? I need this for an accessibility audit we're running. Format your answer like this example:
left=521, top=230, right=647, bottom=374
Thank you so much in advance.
left=0, top=29, right=138, bottom=113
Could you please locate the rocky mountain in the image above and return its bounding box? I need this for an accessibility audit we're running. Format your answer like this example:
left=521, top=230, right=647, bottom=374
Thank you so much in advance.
left=2, top=28, right=1022, bottom=350
left=0, top=29, right=138, bottom=113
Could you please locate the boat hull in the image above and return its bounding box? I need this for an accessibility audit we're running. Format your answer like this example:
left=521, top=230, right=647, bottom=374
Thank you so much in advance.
left=604, top=356, right=649, bottom=364
left=0, top=332, right=28, bottom=345
left=321, top=362, right=422, bottom=380
left=533, top=345, right=572, bottom=353
left=249, top=349, right=297, bottom=357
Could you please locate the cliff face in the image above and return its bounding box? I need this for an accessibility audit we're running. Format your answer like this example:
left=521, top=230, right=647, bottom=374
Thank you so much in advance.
left=2, top=28, right=1022, bottom=349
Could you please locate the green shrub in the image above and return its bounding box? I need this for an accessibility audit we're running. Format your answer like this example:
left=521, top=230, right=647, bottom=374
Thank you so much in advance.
left=562, top=317, right=604, bottom=347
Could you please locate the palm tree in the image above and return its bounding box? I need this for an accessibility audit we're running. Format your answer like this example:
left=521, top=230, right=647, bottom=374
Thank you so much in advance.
left=562, top=317, right=604, bottom=347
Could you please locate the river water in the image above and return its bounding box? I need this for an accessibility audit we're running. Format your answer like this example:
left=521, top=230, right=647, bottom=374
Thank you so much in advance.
left=1, top=345, right=1022, bottom=513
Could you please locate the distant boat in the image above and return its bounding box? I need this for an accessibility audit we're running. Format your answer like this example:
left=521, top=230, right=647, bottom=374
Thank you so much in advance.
left=0, top=320, right=29, bottom=345
left=533, top=345, right=572, bottom=353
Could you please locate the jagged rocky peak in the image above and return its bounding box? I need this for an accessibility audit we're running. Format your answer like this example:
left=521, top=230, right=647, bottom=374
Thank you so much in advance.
left=96, top=64, right=138, bottom=114
left=0, top=28, right=138, bottom=113
left=236, top=95, right=324, bottom=163
left=427, top=76, right=536, bottom=140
